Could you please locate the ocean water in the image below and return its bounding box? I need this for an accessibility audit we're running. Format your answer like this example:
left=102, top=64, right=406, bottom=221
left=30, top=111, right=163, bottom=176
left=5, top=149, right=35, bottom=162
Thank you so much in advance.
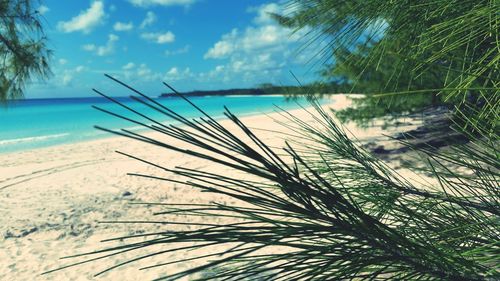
left=0, top=95, right=313, bottom=154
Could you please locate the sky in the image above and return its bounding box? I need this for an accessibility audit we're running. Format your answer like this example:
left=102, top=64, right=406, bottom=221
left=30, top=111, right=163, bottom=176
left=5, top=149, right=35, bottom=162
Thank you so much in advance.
left=27, top=0, right=321, bottom=98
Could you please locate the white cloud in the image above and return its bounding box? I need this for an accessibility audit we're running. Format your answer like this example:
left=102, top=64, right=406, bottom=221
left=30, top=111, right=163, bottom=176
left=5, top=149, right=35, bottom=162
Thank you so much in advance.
left=164, top=67, right=193, bottom=81
left=205, top=24, right=301, bottom=60
left=205, top=41, right=231, bottom=59
left=166, top=67, right=179, bottom=76
left=140, top=11, right=157, bottom=28
left=204, top=65, right=228, bottom=81
left=58, top=58, right=68, bottom=65
left=141, top=31, right=175, bottom=44
left=122, top=62, right=135, bottom=70
left=119, top=63, right=159, bottom=81
left=128, top=0, right=196, bottom=7
left=62, top=73, right=73, bottom=86
left=250, top=3, right=280, bottom=24
left=83, top=34, right=119, bottom=56
left=118, top=62, right=192, bottom=82
left=204, top=3, right=303, bottom=61
left=138, top=64, right=168, bottom=81
left=137, top=64, right=153, bottom=77
left=57, top=1, right=105, bottom=34
left=97, top=34, right=119, bottom=56
left=75, top=65, right=86, bottom=73
left=164, top=45, right=190, bottom=56
left=214, top=65, right=225, bottom=72
left=201, top=2, right=310, bottom=85
left=204, top=31, right=236, bottom=59
left=38, top=5, right=50, bottom=15
left=59, top=66, right=87, bottom=86
left=113, top=21, right=134, bottom=31
left=82, top=44, right=96, bottom=51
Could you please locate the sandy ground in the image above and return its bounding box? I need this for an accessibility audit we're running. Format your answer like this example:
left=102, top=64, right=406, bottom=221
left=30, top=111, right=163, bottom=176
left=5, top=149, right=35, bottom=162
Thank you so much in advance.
left=0, top=95, right=425, bottom=280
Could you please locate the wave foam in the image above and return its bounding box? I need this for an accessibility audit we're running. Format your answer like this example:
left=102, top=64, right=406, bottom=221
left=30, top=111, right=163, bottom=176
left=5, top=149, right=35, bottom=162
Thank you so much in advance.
left=0, top=133, right=70, bottom=146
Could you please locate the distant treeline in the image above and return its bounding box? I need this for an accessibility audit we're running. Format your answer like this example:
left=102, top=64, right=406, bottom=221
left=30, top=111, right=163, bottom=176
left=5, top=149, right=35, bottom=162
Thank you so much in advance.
left=159, top=82, right=349, bottom=98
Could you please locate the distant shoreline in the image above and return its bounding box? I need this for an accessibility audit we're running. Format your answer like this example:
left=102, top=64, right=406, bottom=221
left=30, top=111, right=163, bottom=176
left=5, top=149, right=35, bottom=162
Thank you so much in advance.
left=14, top=85, right=345, bottom=101
left=160, top=88, right=281, bottom=98
left=160, top=84, right=345, bottom=98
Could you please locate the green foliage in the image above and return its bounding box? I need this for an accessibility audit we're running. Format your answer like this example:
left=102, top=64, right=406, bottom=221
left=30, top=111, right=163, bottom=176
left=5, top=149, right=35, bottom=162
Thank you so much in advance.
left=259, top=82, right=348, bottom=100
left=324, top=42, right=445, bottom=94
left=158, top=83, right=346, bottom=99
left=0, top=0, right=52, bottom=101
left=274, top=0, right=499, bottom=131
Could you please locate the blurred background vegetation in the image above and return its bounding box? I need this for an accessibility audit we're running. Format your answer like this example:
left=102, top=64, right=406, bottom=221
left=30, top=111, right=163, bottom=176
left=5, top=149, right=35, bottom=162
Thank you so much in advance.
left=273, top=0, right=499, bottom=134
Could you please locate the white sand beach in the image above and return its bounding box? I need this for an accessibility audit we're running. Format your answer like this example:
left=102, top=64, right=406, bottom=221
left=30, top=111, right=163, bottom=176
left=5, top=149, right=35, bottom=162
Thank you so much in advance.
left=0, top=95, right=423, bottom=280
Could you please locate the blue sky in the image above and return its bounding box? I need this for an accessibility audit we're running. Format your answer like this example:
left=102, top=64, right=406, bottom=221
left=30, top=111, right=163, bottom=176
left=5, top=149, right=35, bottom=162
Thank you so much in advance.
left=28, top=0, right=320, bottom=98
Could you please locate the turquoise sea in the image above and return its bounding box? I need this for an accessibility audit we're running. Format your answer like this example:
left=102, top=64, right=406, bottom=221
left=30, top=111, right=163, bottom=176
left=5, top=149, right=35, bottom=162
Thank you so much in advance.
left=0, top=95, right=312, bottom=154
